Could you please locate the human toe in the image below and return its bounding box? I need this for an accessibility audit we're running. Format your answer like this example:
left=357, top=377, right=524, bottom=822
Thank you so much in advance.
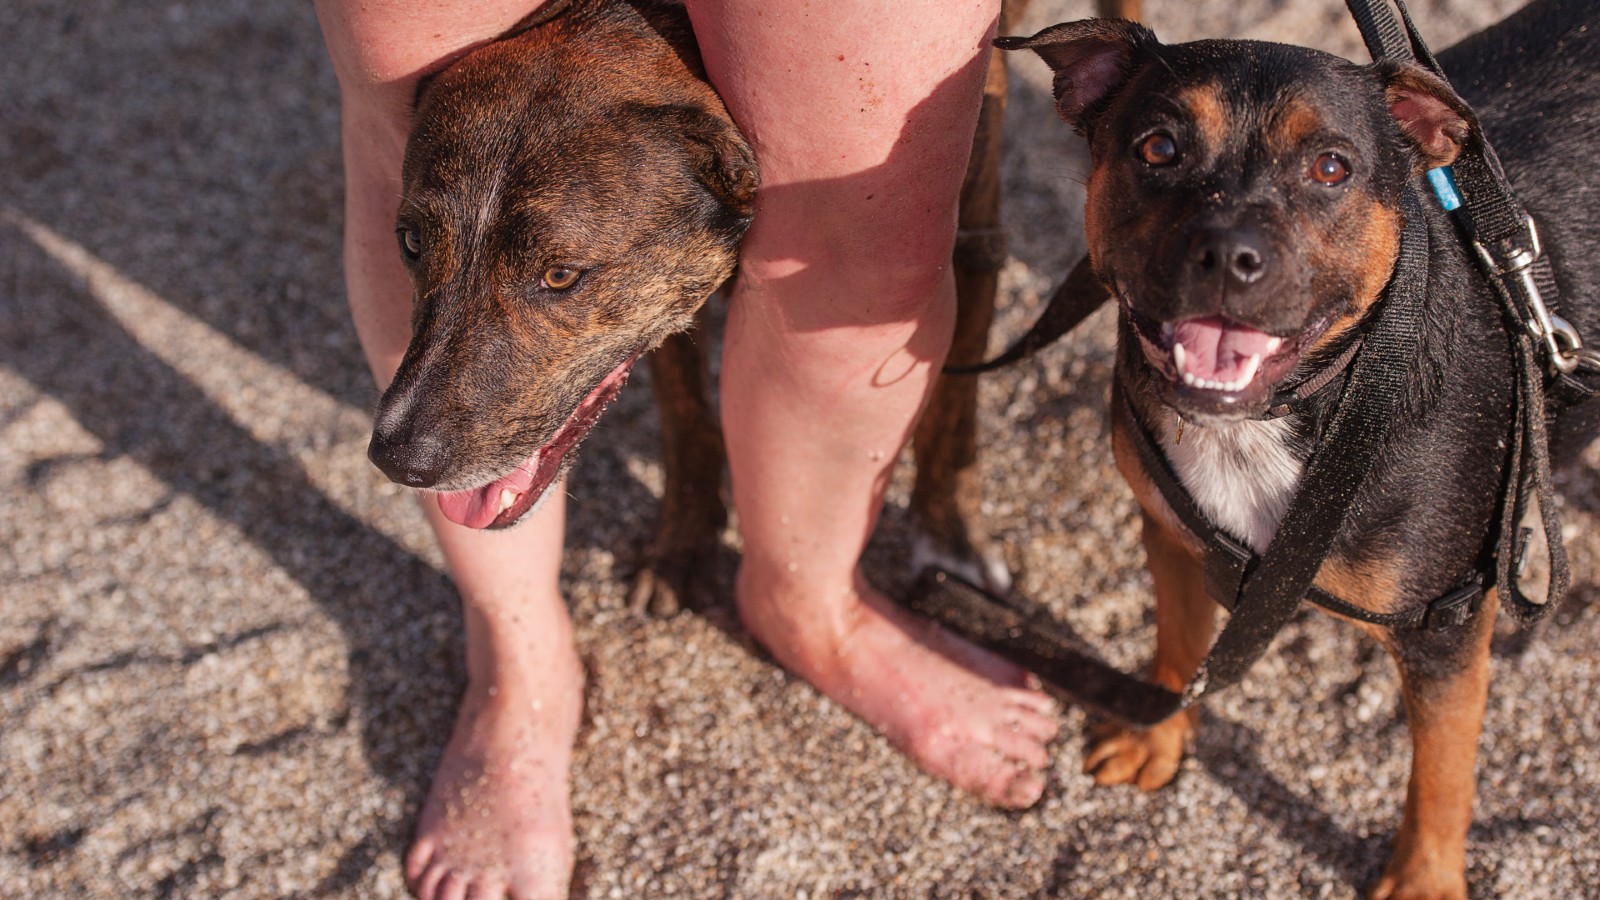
left=1001, top=685, right=1060, bottom=718
left=413, top=857, right=451, bottom=900
left=995, top=725, right=1053, bottom=770
left=1004, top=702, right=1061, bottom=744
left=984, top=757, right=1048, bottom=809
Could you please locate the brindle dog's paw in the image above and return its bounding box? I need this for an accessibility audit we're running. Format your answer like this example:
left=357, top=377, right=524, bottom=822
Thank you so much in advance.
left=1083, top=714, right=1192, bottom=792
left=1368, top=859, right=1467, bottom=900
left=628, top=543, right=718, bottom=617
left=909, top=528, right=1013, bottom=598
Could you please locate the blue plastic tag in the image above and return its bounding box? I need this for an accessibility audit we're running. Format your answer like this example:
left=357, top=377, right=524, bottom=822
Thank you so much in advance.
left=1427, top=166, right=1462, bottom=212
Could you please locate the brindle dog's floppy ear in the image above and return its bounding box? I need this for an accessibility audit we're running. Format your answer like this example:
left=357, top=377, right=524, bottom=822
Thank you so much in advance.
left=1380, top=62, right=1475, bottom=172
left=686, top=123, right=758, bottom=223
left=995, top=18, right=1156, bottom=135
left=637, top=103, right=758, bottom=226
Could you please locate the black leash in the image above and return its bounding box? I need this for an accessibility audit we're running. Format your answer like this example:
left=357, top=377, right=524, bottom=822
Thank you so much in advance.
left=945, top=255, right=1106, bottom=376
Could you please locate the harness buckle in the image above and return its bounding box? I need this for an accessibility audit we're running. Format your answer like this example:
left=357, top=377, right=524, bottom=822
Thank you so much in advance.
left=1472, top=215, right=1599, bottom=375
left=1422, top=580, right=1485, bottom=632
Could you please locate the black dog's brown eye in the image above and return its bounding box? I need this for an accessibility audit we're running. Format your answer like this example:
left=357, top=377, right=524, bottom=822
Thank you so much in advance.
left=542, top=266, right=581, bottom=290
left=1310, top=153, right=1350, bottom=185
left=397, top=227, right=422, bottom=260
left=1139, top=132, right=1179, bottom=166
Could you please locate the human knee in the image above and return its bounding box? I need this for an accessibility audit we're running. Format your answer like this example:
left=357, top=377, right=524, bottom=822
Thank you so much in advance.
left=738, top=216, right=958, bottom=327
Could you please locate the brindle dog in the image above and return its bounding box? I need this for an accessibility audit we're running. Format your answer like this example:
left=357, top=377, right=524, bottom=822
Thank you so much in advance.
left=365, top=0, right=1137, bottom=615
left=1002, top=0, right=1598, bottom=896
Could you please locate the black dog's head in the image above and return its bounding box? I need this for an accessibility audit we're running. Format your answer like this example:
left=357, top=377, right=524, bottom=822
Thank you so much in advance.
left=1002, top=20, right=1471, bottom=421
left=367, top=3, right=756, bottom=528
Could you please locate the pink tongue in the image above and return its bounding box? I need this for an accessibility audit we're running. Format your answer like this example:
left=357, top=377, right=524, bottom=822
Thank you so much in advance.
left=435, top=457, right=539, bottom=529
left=1172, top=316, right=1278, bottom=382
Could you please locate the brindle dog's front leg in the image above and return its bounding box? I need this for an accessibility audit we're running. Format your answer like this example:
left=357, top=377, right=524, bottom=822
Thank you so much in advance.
left=1084, top=510, right=1219, bottom=790
left=630, top=306, right=727, bottom=616
left=1370, top=591, right=1497, bottom=900
left=909, top=0, right=1019, bottom=594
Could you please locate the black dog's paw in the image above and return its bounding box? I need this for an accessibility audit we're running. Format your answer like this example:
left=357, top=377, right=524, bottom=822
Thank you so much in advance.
left=1083, top=714, right=1192, bottom=792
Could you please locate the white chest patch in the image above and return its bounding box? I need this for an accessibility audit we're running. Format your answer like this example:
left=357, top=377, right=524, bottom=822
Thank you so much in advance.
left=1156, top=412, right=1306, bottom=554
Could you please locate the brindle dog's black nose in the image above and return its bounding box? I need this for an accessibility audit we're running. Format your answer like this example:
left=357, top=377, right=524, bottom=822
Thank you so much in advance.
left=1188, top=226, right=1268, bottom=286
left=368, top=429, right=450, bottom=488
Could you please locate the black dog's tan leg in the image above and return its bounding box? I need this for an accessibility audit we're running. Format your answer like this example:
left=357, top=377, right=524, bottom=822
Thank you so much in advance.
left=909, top=2, right=1020, bottom=594
left=630, top=309, right=727, bottom=616
left=1369, top=591, right=1497, bottom=900
left=1084, top=510, right=1217, bottom=790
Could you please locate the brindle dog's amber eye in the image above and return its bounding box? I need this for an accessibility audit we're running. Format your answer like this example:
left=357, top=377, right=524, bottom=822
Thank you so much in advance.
left=542, top=266, right=581, bottom=291
left=1310, top=152, right=1350, bottom=185
left=1139, top=132, right=1179, bottom=166
left=397, top=226, right=422, bottom=260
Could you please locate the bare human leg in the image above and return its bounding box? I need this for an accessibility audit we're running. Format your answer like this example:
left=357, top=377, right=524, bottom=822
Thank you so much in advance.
left=313, top=2, right=581, bottom=897
left=685, top=0, right=1060, bottom=807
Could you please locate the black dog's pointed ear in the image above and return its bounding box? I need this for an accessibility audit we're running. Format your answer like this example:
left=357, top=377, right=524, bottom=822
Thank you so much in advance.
left=1380, top=62, right=1474, bottom=172
left=995, top=18, right=1157, bottom=134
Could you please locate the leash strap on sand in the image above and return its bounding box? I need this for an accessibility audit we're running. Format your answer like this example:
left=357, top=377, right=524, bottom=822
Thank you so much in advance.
left=910, top=194, right=1434, bottom=726
left=1347, top=0, right=1580, bottom=620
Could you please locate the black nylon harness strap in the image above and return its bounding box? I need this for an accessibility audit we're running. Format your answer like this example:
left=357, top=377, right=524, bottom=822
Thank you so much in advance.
left=1119, top=375, right=1485, bottom=633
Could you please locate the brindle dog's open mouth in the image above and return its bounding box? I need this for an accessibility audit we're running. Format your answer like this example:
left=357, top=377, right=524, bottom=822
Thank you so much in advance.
left=433, top=354, right=639, bottom=529
left=1122, top=287, right=1330, bottom=414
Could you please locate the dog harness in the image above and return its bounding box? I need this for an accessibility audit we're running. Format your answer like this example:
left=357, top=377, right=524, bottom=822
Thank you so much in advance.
left=906, top=0, right=1599, bottom=727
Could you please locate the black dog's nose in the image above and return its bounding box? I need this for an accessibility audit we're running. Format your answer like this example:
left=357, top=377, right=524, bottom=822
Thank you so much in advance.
left=1188, top=227, right=1268, bottom=285
left=367, top=429, right=451, bottom=488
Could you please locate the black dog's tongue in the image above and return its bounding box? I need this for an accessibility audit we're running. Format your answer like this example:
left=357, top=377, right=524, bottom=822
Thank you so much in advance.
left=1171, top=316, right=1283, bottom=392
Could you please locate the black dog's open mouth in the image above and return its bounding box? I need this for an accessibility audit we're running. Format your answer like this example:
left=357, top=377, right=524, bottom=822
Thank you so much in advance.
left=432, top=354, right=638, bottom=529
left=1126, top=297, right=1328, bottom=415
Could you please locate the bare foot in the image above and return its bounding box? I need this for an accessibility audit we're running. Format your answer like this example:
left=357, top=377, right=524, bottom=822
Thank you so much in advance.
left=740, top=569, right=1060, bottom=808
left=404, top=651, right=583, bottom=900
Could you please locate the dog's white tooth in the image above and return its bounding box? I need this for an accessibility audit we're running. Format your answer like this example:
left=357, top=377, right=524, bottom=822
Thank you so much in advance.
left=1173, top=341, right=1188, bottom=375
left=499, top=488, right=517, bottom=513
left=1238, top=353, right=1263, bottom=388
left=1265, top=337, right=1284, bottom=355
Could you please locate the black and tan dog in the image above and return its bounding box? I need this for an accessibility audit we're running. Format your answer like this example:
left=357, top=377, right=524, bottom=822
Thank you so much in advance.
left=362, top=0, right=1136, bottom=615
left=1002, top=0, right=1597, bottom=896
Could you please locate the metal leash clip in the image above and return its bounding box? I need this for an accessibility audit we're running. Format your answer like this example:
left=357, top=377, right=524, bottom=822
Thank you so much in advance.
left=1473, top=214, right=1600, bottom=375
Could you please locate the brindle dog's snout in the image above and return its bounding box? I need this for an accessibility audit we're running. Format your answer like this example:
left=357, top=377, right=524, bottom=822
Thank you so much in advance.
left=368, top=423, right=450, bottom=488
left=1186, top=224, right=1269, bottom=289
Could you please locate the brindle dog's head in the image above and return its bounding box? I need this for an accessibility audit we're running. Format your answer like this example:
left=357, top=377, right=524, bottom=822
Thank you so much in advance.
left=368, top=1, right=756, bottom=528
left=1002, top=20, right=1471, bottom=422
